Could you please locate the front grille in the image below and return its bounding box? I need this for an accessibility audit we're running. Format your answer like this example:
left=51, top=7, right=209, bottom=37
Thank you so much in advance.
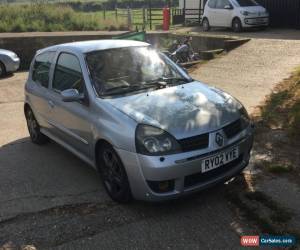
left=223, top=119, right=242, bottom=139
left=178, top=133, right=209, bottom=152
left=184, top=154, right=243, bottom=188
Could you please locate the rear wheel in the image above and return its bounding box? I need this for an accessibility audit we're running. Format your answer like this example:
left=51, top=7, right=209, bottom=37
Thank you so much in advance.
left=25, top=107, right=49, bottom=144
left=232, top=18, right=242, bottom=32
left=0, top=61, right=6, bottom=78
left=97, top=143, right=132, bottom=203
left=202, top=18, right=210, bottom=32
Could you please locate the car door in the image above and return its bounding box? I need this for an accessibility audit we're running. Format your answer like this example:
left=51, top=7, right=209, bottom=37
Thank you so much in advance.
left=214, top=0, right=234, bottom=26
left=27, top=51, right=56, bottom=131
left=47, top=52, right=93, bottom=158
left=205, top=0, right=218, bottom=26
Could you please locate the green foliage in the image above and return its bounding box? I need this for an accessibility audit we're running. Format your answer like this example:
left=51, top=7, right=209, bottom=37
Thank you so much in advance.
left=260, top=67, right=300, bottom=140
left=0, top=3, right=126, bottom=32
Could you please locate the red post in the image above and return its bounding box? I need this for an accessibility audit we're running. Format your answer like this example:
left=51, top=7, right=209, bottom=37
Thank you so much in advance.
left=163, top=7, right=170, bottom=31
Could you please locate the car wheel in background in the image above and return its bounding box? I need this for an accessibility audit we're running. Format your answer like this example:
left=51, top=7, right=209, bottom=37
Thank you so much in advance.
left=0, top=61, right=6, bottom=78
left=232, top=18, right=242, bottom=32
left=25, top=107, right=49, bottom=144
left=202, top=18, right=211, bottom=32
left=97, top=142, right=132, bottom=203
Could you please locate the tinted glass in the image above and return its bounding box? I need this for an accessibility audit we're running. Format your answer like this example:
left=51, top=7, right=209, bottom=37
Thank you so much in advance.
left=236, top=0, right=258, bottom=6
left=208, top=0, right=217, bottom=8
left=53, top=53, right=84, bottom=93
left=216, top=0, right=231, bottom=8
left=32, top=52, right=54, bottom=88
left=86, top=46, right=188, bottom=97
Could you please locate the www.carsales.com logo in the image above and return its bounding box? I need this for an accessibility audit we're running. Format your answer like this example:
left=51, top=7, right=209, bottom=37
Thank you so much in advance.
left=241, top=236, right=259, bottom=246
left=241, top=235, right=296, bottom=247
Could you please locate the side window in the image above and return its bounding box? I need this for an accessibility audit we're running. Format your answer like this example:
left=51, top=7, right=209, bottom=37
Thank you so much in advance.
left=208, top=0, right=217, bottom=8
left=32, top=52, right=54, bottom=88
left=215, top=0, right=231, bottom=8
left=53, top=53, right=84, bottom=94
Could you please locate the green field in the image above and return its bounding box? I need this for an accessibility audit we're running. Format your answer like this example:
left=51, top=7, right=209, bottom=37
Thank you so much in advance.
left=0, top=3, right=166, bottom=32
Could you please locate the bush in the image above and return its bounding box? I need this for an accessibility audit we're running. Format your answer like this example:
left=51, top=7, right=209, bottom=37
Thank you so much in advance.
left=0, top=3, right=127, bottom=32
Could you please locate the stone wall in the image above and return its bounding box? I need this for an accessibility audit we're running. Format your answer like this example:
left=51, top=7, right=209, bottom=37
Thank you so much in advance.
left=0, top=31, right=232, bottom=70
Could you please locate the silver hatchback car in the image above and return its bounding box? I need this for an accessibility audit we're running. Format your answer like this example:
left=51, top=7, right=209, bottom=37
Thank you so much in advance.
left=24, top=40, right=254, bottom=202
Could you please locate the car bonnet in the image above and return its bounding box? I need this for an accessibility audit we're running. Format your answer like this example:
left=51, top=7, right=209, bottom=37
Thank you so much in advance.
left=104, top=81, right=242, bottom=139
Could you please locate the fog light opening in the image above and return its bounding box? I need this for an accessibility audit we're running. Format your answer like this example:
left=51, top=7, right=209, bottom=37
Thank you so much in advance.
left=147, top=180, right=175, bottom=193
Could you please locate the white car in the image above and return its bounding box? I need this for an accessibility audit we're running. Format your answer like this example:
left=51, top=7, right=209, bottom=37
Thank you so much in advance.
left=202, top=0, right=269, bottom=32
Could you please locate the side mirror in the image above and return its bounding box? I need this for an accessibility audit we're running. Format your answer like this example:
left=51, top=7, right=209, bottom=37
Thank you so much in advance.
left=224, top=4, right=233, bottom=9
left=61, top=89, right=84, bottom=102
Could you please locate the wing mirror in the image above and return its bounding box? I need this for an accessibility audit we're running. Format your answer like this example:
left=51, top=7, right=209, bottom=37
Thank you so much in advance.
left=61, top=89, right=84, bottom=102
left=224, top=4, right=233, bottom=9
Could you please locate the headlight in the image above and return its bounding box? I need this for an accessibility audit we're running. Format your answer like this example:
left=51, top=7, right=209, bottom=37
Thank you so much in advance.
left=241, top=10, right=250, bottom=16
left=135, top=124, right=181, bottom=155
left=9, top=52, right=18, bottom=59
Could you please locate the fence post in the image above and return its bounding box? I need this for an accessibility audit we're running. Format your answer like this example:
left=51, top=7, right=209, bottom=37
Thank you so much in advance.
left=183, top=0, right=186, bottom=26
left=149, top=1, right=152, bottom=30
left=142, top=7, right=146, bottom=28
left=115, top=8, right=118, bottom=21
left=103, top=8, right=106, bottom=20
left=127, top=7, right=132, bottom=30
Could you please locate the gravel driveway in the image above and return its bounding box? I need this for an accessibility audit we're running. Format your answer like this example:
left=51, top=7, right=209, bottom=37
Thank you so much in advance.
left=191, top=38, right=300, bottom=112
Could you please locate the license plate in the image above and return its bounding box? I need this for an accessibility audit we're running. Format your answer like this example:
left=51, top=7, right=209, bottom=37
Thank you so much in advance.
left=201, top=147, right=239, bottom=173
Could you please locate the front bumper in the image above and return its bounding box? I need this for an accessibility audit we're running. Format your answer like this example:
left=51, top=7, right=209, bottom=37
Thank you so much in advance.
left=6, top=57, right=20, bottom=72
left=243, top=16, right=269, bottom=27
left=116, top=126, right=254, bottom=201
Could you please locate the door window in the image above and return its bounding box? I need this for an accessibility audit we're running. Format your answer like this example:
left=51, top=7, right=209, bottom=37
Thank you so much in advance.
left=32, top=52, right=55, bottom=88
left=53, top=53, right=84, bottom=94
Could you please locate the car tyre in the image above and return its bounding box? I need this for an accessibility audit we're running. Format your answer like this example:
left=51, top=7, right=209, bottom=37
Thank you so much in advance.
left=25, top=107, right=49, bottom=144
left=0, top=61, right=6, bottom=78
left=97, top=142, right=132, bottom=203
left=232, top=18, right=242, bottom=32
left=202, top=18, right=210, bottom=32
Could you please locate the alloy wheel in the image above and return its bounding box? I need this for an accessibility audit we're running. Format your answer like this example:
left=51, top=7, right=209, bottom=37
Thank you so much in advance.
left=102, top=149, right=125, bottom=196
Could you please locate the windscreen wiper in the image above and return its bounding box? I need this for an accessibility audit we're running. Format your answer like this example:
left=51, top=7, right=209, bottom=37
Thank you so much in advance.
left=101, top=84, right=157, bottom=96
left=146, top=77, right=191, bottom=86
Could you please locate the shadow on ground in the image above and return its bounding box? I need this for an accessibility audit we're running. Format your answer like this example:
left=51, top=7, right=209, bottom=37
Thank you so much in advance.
left=0, top=137, right=254, bottom=249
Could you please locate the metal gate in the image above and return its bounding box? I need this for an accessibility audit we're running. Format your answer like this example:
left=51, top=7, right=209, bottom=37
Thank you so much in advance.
left=172, top=8, right=184, bottom=25
left=172, top=0, right=206, bottom=25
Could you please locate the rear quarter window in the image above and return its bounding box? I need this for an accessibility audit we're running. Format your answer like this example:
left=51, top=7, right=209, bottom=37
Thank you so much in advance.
left=208, top=0, right=217, bottom=8
left=32, top=52, right=55, bottom=88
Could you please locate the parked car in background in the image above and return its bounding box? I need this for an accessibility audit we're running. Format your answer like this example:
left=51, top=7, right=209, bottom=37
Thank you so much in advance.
left=0, top=49, right=20, bottom=77
left=202, top=0, right=269, bottom=32
left=24, top=40, right=254, bottom=202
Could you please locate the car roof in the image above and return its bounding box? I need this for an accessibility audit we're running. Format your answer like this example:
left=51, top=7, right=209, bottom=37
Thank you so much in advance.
left=37, top=39, right=150, bottom=55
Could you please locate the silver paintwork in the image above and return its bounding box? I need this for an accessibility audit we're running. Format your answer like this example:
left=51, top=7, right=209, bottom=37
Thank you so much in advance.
left=0, top=49, right=20, bottom=73
left=25, top=40, right=254, bottom=201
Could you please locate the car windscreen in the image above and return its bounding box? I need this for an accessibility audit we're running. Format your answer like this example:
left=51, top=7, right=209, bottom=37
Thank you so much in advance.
left=85, top=46, right=189, bottom=97
left=236, top=0, right=258, bottom=6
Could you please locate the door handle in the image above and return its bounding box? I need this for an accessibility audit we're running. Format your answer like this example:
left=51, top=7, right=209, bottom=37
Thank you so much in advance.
left=48, top=100, right=55, bottom=108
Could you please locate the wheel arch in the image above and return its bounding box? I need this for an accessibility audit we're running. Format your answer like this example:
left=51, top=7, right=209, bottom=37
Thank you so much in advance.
left=94, top=138, right=113, bottom=169
left=24, top=102, right=31, bottom=116
left=0, top=60, right=6, bottom=74
left=202, top=16, right=209, bottom=24
left=232, top=16, right=241, bottom=25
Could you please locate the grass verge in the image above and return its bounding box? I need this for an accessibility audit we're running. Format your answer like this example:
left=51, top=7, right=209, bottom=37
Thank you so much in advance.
left=0, top=3, right=127, bottom=32
left=259, top=67, right=300, bottom=140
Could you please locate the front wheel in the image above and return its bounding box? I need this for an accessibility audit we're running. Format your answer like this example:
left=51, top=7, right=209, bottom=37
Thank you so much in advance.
left=232, top=18, right=242, bottom=32
left=97, top=143, right=132, bottom=203
left=25, top=107, right=49, bottom=144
